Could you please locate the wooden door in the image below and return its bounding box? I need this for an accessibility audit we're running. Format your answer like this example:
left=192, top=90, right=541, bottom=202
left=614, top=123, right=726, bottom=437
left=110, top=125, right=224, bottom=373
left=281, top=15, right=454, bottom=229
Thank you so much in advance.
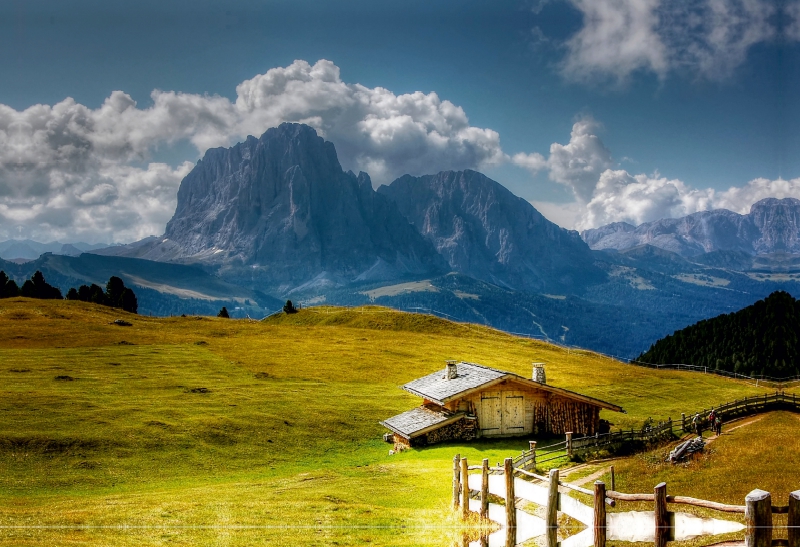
left=480, top=392, right=502, bottom=434
left=502, top=392, right=525, bottom=435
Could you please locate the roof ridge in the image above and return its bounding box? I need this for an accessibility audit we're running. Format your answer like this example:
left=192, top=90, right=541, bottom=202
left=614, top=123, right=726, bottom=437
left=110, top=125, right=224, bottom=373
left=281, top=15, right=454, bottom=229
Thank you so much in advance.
left=458, top=361, right=507, bottom=374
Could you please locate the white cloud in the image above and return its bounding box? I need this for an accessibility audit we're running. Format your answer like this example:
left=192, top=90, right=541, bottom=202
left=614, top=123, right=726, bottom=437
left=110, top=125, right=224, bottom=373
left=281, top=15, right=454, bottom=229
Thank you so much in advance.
left=521, top=117, right=800, bottom=231
left=513, top=117, right=612, bottom=201
left=579, top=169, right=715, bottom=229
left=0, top=59, right=505, bottom=243
left=563, top=0, right=668, bottom=84
left=562, top=0, right=778, bottom=83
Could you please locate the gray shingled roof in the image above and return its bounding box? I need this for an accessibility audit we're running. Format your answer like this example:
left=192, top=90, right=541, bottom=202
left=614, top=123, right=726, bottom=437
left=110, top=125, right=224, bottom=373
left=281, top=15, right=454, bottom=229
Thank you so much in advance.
left=380, top=405, right=465, bottom=439
left=401, top=361, right=623, bottom=412
left=402, top=362, right=506, bottom=405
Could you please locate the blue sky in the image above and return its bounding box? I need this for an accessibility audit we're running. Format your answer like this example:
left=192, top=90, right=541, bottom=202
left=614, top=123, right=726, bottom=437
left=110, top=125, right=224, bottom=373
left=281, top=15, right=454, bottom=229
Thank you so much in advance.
left=0, top=0, right=797, bottom=241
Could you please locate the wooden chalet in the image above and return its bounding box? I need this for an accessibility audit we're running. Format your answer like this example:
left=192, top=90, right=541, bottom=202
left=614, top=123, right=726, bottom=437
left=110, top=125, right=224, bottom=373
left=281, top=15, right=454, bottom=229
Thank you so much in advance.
left=381, top=361, right=623, bottom=447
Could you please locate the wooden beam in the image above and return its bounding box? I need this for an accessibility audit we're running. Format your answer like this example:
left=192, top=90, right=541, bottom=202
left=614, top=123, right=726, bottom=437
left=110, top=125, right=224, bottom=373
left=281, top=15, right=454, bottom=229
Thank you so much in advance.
left=745, top=489, right=772, bottom=547
left=504, top=458, right=516, bottom=547
left=453, top=454, right=461, bottom=510
left=461, top=457, right=470, bottom=519
left=546, top=469, right=559, bottom=547
left=789, top=490, right=800, bottom=547
left=481, top=458, right=489, bottom=519
left=655, top=482, right=671, bottom=547
left=594, top=481, right=607, bottom=547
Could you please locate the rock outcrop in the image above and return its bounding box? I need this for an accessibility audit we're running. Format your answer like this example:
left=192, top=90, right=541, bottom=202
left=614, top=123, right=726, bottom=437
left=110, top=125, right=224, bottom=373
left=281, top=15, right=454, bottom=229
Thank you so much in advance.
left=378, top=170, right=604, bottom=292
left=124, top=123, right=445, bottom=290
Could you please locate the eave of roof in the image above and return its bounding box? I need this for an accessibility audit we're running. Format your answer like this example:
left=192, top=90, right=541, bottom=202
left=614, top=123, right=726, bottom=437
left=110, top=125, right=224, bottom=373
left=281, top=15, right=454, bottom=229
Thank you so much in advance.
left=380, top=407, right=467, bottom=439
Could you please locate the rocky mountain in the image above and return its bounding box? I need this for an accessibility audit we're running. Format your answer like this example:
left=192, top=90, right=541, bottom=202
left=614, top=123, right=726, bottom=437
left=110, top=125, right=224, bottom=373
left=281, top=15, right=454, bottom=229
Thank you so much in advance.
left=110, top=123, right=446, bottom=291
left=582, top=198, right=800, bottom=258
left=378, top=170, right=604, bottom=292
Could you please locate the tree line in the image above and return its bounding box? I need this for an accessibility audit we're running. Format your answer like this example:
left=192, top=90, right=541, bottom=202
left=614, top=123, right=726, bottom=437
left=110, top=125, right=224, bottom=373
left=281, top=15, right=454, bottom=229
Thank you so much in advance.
left=0, top=270, right=137, bottom=314
left=637, top=290, right=800, bottom=378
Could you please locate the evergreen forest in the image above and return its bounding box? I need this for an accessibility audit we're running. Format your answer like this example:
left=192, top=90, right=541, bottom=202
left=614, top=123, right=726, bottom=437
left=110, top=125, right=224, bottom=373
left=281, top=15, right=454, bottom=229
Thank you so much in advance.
left=637, top=291, right=800, bottom=378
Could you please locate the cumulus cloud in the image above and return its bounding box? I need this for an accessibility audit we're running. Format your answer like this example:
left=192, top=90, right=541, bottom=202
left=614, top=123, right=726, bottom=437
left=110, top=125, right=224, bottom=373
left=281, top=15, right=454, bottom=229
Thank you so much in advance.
left=520, top=116, right=800, bottom=230
left=513, top=117, right=612, bottom=201
left=562, top=0, right=779, bottom=83
left=0, top=59, right=505, bottom=242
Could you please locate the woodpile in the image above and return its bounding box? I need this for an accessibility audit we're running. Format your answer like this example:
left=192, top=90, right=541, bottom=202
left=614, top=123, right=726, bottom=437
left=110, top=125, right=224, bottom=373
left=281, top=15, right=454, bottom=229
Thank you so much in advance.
left=532, top=397, right=599, bottom=435
left=418, top=417, right=478, bottom=446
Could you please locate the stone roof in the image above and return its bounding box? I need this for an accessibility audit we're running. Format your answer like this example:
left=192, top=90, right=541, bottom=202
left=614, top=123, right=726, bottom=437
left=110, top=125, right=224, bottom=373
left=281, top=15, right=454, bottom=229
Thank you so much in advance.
left=380, top=405, right=465, bottom=439
left=402, top=362, right=506, bottom=405
left=402, top=361, right=623, bottom=412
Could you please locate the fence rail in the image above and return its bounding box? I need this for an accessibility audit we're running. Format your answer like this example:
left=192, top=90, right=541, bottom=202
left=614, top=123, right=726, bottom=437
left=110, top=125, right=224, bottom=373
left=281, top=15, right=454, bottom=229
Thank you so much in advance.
left=453, top=453, right=800, bottom=547
left=511, top=391, right=800, bottom=470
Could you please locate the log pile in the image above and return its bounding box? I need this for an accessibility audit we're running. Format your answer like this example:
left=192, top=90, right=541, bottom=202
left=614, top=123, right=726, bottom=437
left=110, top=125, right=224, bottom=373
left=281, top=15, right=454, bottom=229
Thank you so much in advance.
left=419, top=417, right=478, bottom=446
left=533, top=397, right=599, bottom=435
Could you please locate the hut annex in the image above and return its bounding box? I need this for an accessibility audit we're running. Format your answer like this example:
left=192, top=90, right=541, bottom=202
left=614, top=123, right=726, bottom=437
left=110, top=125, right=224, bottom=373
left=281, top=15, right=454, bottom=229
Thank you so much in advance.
left=380, top=361, right=623, bottom=447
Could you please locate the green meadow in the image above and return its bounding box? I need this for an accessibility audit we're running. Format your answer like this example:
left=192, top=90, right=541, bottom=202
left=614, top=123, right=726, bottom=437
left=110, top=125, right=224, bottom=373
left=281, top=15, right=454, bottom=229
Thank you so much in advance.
left=0, top=298, right=783, bottom=546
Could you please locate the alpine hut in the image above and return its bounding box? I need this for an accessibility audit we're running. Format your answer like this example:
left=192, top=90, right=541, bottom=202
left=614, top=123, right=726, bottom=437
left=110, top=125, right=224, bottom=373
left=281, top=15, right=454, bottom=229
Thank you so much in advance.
left=380, top=361, right=623, bottom=447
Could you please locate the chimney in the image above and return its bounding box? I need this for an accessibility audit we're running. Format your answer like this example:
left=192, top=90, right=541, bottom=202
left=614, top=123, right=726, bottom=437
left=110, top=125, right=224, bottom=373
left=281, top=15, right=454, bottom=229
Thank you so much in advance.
left=446, top=360, right=458, bottom=380
left=532, top=362, right=546, bottom=384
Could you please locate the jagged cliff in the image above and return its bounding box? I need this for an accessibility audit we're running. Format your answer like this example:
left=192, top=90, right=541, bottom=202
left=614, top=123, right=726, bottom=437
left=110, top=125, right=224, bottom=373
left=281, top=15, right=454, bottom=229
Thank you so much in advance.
left=118, top=123, right=445, bottom=289
left=379, top=170, right=604, bottom=292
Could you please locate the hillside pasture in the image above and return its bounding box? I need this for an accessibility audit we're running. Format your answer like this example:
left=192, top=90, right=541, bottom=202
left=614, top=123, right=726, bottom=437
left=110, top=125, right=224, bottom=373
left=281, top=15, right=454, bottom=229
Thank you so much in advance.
left=0, top=299, right=776, bottom=546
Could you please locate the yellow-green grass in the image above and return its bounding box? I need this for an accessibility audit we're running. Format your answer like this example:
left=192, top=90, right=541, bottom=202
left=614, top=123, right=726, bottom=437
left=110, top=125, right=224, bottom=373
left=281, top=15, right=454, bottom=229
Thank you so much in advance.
left=0, top=298, right=775, bottom=546
left=567, top=412, right=799, bottom=547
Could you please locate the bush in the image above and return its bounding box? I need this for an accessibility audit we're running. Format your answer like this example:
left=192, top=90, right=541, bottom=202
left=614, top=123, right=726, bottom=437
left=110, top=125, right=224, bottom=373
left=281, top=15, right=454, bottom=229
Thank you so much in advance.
left=283, top=300, right=298, bottom=314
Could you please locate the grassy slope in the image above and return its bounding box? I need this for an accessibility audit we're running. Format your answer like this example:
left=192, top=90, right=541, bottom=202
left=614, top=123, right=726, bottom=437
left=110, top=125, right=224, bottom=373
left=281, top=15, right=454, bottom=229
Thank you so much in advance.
left=0, top=299, right=776, bottom=546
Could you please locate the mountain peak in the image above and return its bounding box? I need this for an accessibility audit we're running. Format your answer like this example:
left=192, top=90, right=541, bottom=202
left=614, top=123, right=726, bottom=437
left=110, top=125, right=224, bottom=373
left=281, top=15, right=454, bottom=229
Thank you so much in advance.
left=379, top=169, right=603, bottom=292
left=130, top=123, right=444, bottom=291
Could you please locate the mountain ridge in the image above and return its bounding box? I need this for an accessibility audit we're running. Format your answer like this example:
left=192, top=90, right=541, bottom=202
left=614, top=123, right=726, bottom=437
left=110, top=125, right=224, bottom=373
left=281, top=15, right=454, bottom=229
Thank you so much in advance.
left=583, top=198, right=800, bottom=257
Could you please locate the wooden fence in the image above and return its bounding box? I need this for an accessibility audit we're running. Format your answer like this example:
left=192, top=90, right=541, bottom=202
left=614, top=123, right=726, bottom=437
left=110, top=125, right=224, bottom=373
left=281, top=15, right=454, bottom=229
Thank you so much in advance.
left=453, top=454, right=800, bottom=547
left=629, top=360, right=800, bottom=389
left=513, top=391, right=800, bottom=468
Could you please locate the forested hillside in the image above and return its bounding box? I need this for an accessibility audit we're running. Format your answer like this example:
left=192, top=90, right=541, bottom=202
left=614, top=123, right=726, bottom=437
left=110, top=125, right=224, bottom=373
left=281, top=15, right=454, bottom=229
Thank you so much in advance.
left=637, top=291, right=800, bottom=378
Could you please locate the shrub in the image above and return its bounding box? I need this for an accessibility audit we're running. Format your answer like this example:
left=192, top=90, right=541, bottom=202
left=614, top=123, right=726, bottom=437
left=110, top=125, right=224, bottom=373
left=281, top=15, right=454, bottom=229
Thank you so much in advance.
left=283, top=300, right=298, bottom=314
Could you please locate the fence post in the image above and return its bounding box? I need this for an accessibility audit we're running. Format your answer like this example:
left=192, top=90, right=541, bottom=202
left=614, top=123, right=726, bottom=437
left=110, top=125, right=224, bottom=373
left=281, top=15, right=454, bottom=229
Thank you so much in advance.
left=655, top=482, right=671, bottom=547
left=547, top=468, right=559, bottom=547
left=594, top=481, right=606, bottom=547
left=610, top=465, right=615, bottom=492
left=461, top=457, right=470, bottom=519
left=681, top=413, right=686, bottom=432
left=453, top=454, right=461, bottom=510
left=566, top=431, right=573, bottom=457
left=745, top=489, right=772, bottom=547
left=481, top=459, right=489, bottom=519
left=789, top=491, right=800, bottom=547
left=529, top=441, right=537, bottom=470
left=504, top=458, right=516, bottom=547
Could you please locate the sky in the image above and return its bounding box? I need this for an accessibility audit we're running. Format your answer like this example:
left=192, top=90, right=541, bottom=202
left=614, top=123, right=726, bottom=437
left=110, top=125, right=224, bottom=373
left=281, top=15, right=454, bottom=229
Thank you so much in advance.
left=1, top=0, right=799, bottom=243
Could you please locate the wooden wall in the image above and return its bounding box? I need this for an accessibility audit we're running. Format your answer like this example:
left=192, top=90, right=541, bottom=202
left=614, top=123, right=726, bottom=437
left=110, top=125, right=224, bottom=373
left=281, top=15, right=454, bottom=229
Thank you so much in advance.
left=450, top=380, right=601, bottom=436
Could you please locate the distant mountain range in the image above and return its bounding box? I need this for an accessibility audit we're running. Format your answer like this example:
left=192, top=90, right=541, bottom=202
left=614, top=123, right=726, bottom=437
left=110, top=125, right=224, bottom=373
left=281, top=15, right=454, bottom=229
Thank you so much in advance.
left=0, top=239, right=109, bottom=261
left=582, top=198, right=800, bottom=258
left=5, top=123, right=800, bottom=358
